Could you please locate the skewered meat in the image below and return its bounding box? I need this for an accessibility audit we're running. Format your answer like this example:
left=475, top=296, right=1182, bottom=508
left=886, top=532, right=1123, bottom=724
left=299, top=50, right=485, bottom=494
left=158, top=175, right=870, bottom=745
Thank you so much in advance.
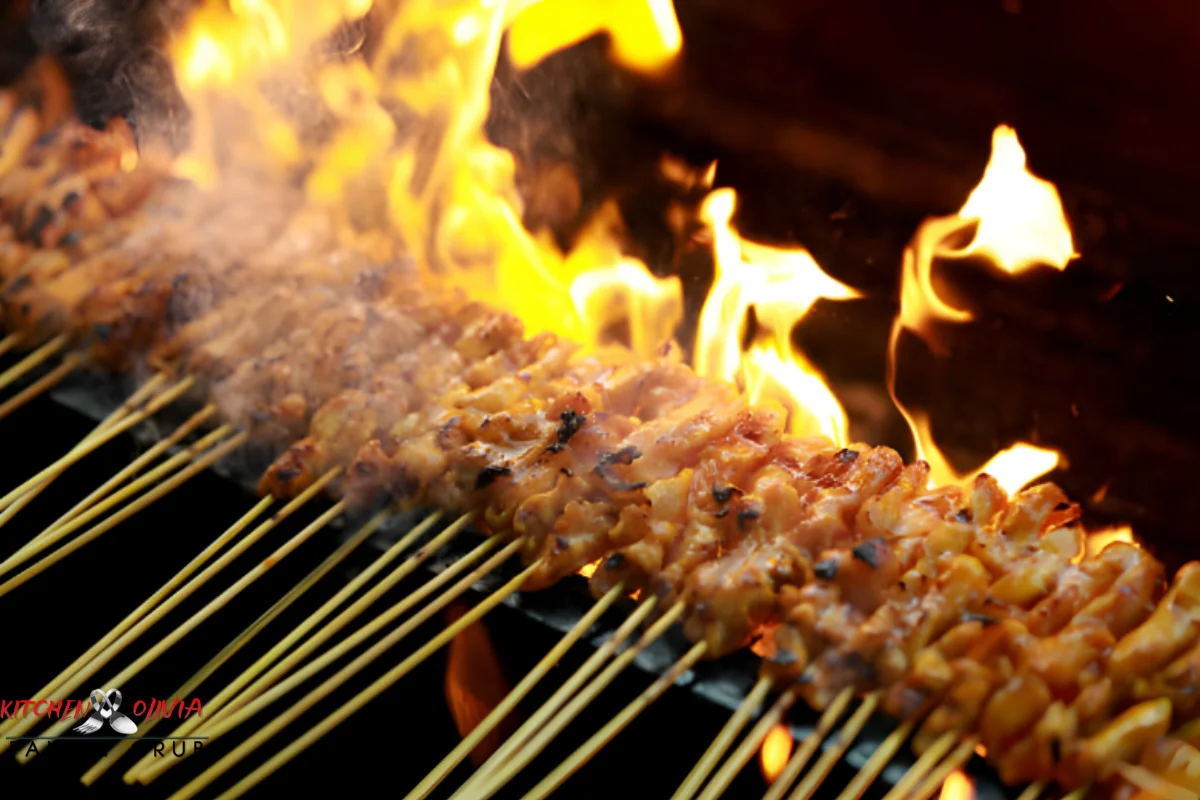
left=2, top=85, right=1198, bottom=798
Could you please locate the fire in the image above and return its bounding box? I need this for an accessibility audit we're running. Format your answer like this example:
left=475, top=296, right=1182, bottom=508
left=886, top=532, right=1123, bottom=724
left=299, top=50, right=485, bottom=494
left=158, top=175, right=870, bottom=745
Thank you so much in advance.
left=1085, top=525, right=1136, bottom=558
left=507, top=0, right=683, bottom=74
left=888, top=124, right=1074, bottom=494
left=697, top=187, right=860, bottom=446
left=577, top=560, right=600, bottom=579
left=760, top=723, right=793, bottom=784
left=940, top=770, right=975, bottom=800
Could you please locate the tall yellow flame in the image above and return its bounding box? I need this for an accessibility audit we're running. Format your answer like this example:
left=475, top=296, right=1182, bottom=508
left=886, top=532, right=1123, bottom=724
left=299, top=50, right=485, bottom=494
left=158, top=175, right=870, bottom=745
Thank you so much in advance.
left=697, top=187, right=860, bottom=446
left=887, top=125, right=1071, bottom=494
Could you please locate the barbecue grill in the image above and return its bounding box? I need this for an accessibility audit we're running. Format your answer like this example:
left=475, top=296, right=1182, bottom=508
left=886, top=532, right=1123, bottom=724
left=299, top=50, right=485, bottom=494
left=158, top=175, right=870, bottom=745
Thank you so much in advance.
left=0, top=2, right=1196, bottom=800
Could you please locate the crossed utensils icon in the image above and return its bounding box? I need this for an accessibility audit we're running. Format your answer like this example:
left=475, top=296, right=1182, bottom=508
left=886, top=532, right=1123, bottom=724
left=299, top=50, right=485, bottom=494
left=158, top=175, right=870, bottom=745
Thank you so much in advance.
left=72, top=688, right=138, bottom=735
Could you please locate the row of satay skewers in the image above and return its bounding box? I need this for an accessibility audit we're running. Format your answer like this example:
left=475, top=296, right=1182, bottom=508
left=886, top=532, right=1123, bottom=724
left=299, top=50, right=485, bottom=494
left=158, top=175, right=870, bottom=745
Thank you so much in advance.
left=0, top=64, right=1199, bottom=800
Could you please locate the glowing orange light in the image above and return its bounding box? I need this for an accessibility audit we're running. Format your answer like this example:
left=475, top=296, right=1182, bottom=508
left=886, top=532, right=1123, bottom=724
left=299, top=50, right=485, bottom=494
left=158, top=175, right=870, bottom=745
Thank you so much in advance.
left=940, top=770, right=975, bottom=800
left=577, top=561, right=600, bottom=579
left=697, top=186, right=860, bottom=446
left=888, top=124, right=1074, bottom=495
left=508, top=0, right=682, bottom=74
left=760, top=724, right=793, bottom=784
left=1084, top=525, right=1136, bottom=558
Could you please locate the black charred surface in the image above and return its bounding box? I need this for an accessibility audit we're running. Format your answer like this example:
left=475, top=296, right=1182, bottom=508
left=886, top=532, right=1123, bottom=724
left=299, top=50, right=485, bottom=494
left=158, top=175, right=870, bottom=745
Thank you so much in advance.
left=548, top=407, right=587, bottom=453
left=813, top=559, right=839, bottom=580
left=852, top=537, right=887, bottom=569
left=475, top=464, right=512, bottom=490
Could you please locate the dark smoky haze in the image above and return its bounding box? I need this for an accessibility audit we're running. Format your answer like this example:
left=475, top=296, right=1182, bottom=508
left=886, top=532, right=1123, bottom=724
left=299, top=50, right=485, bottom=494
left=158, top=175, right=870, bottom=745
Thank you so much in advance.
left=5, top=0, right=1200, bottom=572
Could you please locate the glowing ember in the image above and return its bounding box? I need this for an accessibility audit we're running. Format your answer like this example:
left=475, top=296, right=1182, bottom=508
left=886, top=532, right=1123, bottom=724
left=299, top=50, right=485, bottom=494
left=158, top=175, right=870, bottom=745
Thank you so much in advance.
left=1085, top=525, right=1137, bottom=558
left=697, top=187, right=860, bottom=446
left=508, top=0, right=683, bottom=74
left=760, top=723, right=793, bottom=784
left=940, top=770, right=975, bottom=800
left=888, top=125, right=1074, bottom=494
left=577, top=560, right=600, bottom=579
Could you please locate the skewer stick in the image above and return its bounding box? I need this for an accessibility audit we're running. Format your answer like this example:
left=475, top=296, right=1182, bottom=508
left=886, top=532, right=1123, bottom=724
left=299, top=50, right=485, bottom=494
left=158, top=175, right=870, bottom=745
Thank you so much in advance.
left=472, top=602, right=688, bottom=800
left=1115, top=765, right=1199, bottom=800
left=0, top=373, right=193, bottom=515
left=0, top=352, right=84, bottom=420
left=1060, top=787, right=1090, bottom=800
left=908, top=737, right=980, bottom=800
left=6, top=473, right=340, bottom=755
left=406, top=581, right=628, bottom=800
left=128, top=510, right=461, bottom=783
left=48, top=403, right=217, bottom=532
left=525, top=640, right=709, bottom=800
left=0, top=430, right=248, bottom=596
left=835, top=710, right=927, bottom=800
left=81, top=508, right=392, bottom=786
left=168, top=541, right=533, bottom=800
left=786, top=693, right=882, bottom=800
left=699, top=688, right=801, bottom=800
left=143, top=525, right=499, bottom=784
left=0, top=333, right=68, bottom=393
left=880, top=731, right=956, bottom=800
left=1013, top=782, right=1047, bottom=800
left=671, top=676, right=774, bottom=800
left=458, top=595, right=660, bottom=798
left=0, top=496, right=275, bottom=748
left=0, top=331, right=24, bottom=358
left=762, top=687, right=856, bottom=800
left=92, top=373, right=169, bottom=436
left=1, top=424, right=233, bottom=573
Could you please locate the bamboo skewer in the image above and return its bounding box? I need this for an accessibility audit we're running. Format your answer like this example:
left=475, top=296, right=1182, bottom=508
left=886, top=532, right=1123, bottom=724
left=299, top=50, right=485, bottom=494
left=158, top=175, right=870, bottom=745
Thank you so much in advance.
left=141, top=525, right=500, bottom=783
left=0, top=331, right=24, bottom=358
left=128, top=510, right=462, bottom=783
left=1115, top=766, right=1199, bottom=800
left=0, top=373, right=193, bottom=519
left=1, top=423, right=233, bottom=574
left=0, top=352, right=84, bottom=421
left=672, top=676, right=774, bottom=800
left=406, top=581, right=628, bottom=800
left=0, top=497, right=275, bottom=750
left=786, top=693, right=882, bottom=800
left=909, top=737, right=979, bottom=800
left=524, top=640, right=710, bottom=800
left=880, top=732, right=957, bottom=800
left=0, top=429, right=249, bottom=596
left=8, top=476, right=341, bottom=756
left=762, top=687, right=855, bottom=800
left=81, top=508, right=392, bottom=786
left=456, top=595, right=660, bottom=799
left=470, top=602, right=688, bottom=800
left=0, top=333, right=68, bottom=393
left=46, top=403, right=217, bottom=534
left=167, top=540, right=533, bottom=800
left=701, top=688, right=802, bottom=800
left=835, top=710, right=927, bottom=800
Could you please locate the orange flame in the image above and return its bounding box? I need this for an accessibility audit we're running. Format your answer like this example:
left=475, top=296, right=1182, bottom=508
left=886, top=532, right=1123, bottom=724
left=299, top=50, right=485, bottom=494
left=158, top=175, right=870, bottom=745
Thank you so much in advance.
left=444, top=602, right=515, bottom=767
left=1084, top=525, right=1136, bottom=558
left=697, top=187, right=860, bottom=446
left=940, top=770, right=975, bottom=800
left=760, top=723, right=793, bottom=784
left=888, top=125, right=1072, bottom=494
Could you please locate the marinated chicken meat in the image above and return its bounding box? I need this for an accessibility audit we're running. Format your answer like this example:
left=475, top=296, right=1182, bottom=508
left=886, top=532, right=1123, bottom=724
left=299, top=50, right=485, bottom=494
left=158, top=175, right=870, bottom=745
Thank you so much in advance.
left=3, top=83, right=1199, bottom=799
